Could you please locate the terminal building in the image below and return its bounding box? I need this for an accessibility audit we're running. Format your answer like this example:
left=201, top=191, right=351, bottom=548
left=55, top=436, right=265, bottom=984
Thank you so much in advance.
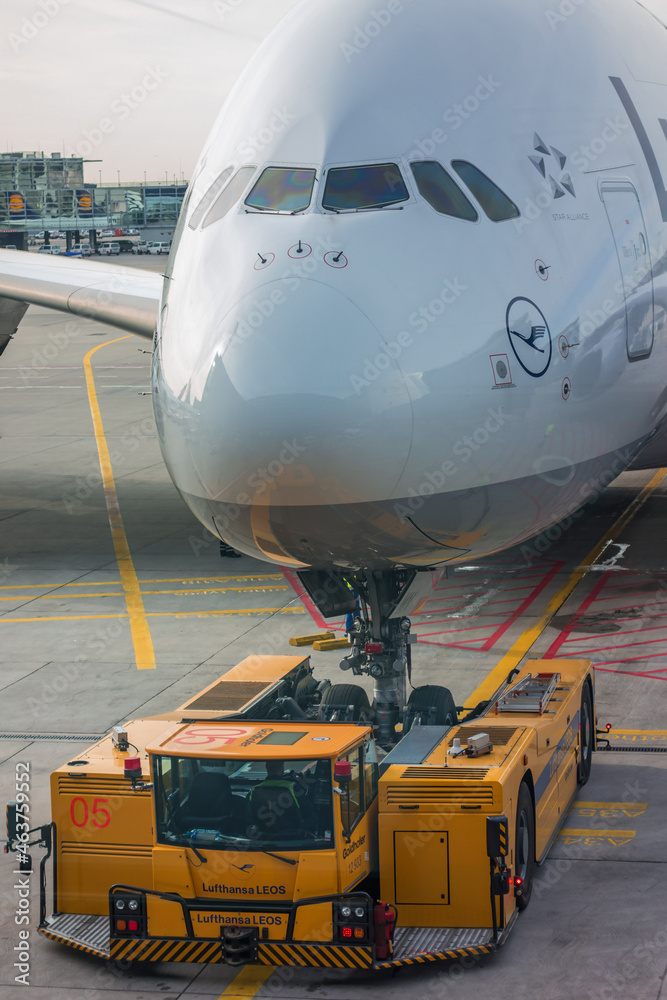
left=0, top=151, right=187, bottom=249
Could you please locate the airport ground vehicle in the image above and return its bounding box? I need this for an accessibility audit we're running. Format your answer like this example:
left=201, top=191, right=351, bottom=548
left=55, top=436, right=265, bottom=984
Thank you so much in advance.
left=149, top=241, right=171, bottom=254
left=132, top=241, right=150, bottom=254
left=6, top=654, right=594, bottom=971
left=97, top=242, right=120, bottom=256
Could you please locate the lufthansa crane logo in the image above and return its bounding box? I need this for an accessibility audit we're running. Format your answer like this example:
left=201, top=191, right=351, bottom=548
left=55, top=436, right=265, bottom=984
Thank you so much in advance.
left=506, top=297, right=552, bottom=378
left=231, top=862, right=255, bottom=880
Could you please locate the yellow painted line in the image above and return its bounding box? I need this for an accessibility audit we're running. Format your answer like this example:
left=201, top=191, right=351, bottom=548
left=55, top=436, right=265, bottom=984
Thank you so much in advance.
left=217, top=965, right=274, bottom=1000
left=574, top=802, right=647, bottom=809
left=84, top=336, right=154, bottom=670
left=464, top=467, right=667, bottom=710
left=0, top=585, right=289, bottom=601
left=609, top=728, right=667, bottom=736
left=0, top=575, right=284, bottom=590
left=0, top=608, right=306, bottom=624
left=559, top=828, right=636, bottom=838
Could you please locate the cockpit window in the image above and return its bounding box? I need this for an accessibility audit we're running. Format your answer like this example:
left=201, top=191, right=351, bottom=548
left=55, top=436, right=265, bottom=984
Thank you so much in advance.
left=410, top=161, right=478, bottom=221
left=452, top=161, right=520, bottom=222
left=244, top=167, right=316, bottom=213
left=322, top=163, right=409, bottom=211
left=188, top=166, right=234, bottom=231
left=201, top=165, right=257, bottom=229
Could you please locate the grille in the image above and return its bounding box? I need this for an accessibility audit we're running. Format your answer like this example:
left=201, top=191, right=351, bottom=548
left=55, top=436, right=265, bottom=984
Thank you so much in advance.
left=61, top=841, right=152, bottom=858
left=57, top=777, right=149, bottom=797
left=402, top=767, right=490, bottom=779
left=0, top=733, right=101, bottom=741
left=453, top=727, right=519, bottom=747
left=387, top=784, right=495, bottom=805
left=183, top=679, right=271, bottom=711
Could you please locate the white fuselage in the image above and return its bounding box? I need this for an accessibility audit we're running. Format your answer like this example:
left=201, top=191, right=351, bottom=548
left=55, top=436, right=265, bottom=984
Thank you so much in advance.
left=154, top=0, right=667, bottom=569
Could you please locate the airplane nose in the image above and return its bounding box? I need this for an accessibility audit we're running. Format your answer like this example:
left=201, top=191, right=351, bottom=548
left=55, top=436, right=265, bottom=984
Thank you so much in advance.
left=186, top=279, right=413, bottom=510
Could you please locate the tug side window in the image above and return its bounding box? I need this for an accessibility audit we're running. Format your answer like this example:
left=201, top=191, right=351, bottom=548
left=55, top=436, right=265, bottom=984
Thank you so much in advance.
left=338, top=747, right=364, bottom=834
left=363, top=739, right=379, bottom=806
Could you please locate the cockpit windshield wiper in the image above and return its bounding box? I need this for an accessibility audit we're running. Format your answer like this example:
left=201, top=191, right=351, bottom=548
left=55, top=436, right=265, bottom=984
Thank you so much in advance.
left=261, top=850, right=297, bottom=866
left=324, top=204, right=405, bottom=214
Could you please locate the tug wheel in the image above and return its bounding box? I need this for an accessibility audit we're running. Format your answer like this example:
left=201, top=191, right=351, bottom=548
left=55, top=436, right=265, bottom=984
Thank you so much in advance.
left=577, top=681, right=594, bottom=786
left=515, top=781, right=535, bottom=911
left=320, top=683, right=371, bottom=722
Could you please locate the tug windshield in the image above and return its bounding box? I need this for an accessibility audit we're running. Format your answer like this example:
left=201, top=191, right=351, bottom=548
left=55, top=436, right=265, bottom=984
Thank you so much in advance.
left=154, top=755, right=334, bottom=852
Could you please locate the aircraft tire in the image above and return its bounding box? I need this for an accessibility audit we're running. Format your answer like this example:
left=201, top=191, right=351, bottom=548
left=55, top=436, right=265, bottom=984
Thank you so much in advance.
left=319, top=684, right=371, bottom=722
left=405, top=685, right=457, bottom=729
left=515, top=781, right=535, bottom=911
left=577, top=681, right=594, bottom=786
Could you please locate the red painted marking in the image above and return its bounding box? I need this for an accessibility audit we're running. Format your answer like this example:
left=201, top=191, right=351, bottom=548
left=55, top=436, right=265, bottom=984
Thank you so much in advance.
left=544, top=571, right=611, bottom=658
left=562, top=634, right=667, bottom=656
left=596, top=666, right=667, bottom=681
left=478, top=560, right=561, bottom=652
left=562, top=622, right=667, bottom=644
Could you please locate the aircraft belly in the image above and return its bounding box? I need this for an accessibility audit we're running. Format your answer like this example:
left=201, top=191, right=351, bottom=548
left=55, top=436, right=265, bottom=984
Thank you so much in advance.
left=180, top=438, right=645, bottom=569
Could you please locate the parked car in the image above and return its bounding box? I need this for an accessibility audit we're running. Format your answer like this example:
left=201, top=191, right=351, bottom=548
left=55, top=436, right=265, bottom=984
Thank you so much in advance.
left=4, top=245, right=18, bottom=250
left=98, top=243, right=120, bottom=256
left=149, top=241, right=171, bottom=255
left=132, top=241, right=150, bottom=255
left=37, top=246, right=61, bottom=254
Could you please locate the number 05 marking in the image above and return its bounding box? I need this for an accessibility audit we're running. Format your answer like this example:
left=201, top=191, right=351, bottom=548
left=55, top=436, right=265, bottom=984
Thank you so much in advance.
left=70, top=797, right=111, bottom=828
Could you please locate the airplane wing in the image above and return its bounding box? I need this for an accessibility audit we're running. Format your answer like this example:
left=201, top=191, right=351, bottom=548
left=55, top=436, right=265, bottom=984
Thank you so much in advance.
left=0, top=249, right=162, bottom=356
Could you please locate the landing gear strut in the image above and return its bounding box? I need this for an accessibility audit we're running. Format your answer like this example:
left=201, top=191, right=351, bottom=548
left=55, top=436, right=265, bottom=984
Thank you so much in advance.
left=298, top=567, right=451, bottom=746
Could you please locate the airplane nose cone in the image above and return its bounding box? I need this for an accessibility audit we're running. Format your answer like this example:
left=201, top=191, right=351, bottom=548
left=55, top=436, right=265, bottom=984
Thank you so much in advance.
left=184, top=280, right=413, bottom=510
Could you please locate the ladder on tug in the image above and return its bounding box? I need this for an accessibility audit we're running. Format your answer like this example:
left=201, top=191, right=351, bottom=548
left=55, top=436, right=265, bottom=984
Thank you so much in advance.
left=494, top=672, right=561, bottom=715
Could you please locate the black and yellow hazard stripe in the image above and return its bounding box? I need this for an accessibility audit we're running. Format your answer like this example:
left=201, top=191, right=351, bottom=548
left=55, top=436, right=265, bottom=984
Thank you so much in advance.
left=375, top=943, right=493, bottom=970
left=109, top=937, right=222, bottom=964
left=258, top=942, right=373, bottom=969
left=40, top=927, right=109, bottom=961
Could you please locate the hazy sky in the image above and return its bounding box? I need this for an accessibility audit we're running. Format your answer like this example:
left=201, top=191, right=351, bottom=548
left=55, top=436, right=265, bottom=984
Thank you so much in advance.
left=2, top=0, right=302, bottom=185
left=3, top=0, right=667, bottom=186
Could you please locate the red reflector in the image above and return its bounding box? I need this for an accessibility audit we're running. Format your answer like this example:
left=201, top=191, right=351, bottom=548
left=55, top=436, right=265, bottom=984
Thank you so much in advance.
left=116, top=920, right=126, bottom=931
left=128, top=920, right=139, bottom=931
left=365, top=642, right=383, bottom=654
left=523, top=754, right=528, bottom=766
left=342, top=927, right=353, bottom=939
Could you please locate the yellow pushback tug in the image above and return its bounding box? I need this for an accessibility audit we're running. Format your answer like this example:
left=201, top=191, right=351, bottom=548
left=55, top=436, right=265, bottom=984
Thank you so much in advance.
left=6, top=654, right=594, bottom=971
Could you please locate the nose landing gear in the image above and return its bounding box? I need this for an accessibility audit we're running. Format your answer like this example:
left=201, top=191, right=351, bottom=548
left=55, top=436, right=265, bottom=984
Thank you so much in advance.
left=299, top=567, right=456, bottom=747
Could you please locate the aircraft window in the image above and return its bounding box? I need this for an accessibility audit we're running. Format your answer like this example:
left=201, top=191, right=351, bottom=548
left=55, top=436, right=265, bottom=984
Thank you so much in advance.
left=322, top=163, right=409, bottom=211
left=244, top=167, right=316, bottom=213
left=188, top=166, right=234, bottom=230
left=452, top=160, right=520, bottom=222
left=410, top=161, right=478, bottom=221
left=201, top=165, right=257, bottom=229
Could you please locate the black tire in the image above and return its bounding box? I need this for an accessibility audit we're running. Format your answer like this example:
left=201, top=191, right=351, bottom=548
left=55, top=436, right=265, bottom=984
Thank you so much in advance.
left=515, top=782, right=535, bottom=911
left=404, top=685, right=457, bottom=729
left=319, top=683, right=371, bottom=722
left=577, top=681, right=594, bottom=786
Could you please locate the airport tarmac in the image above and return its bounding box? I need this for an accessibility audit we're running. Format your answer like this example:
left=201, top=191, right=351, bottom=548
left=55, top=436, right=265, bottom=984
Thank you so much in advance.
left=1, top=256, right=666, bottom=999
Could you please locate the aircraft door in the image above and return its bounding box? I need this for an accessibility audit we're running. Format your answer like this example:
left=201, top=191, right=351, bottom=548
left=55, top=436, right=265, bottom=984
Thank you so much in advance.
left=600, top=180, right=654, bottom=360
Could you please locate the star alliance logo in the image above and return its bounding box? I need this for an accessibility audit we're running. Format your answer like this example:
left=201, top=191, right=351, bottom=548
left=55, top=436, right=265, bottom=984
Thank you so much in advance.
left=529, top=133, right=576, bottom=200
